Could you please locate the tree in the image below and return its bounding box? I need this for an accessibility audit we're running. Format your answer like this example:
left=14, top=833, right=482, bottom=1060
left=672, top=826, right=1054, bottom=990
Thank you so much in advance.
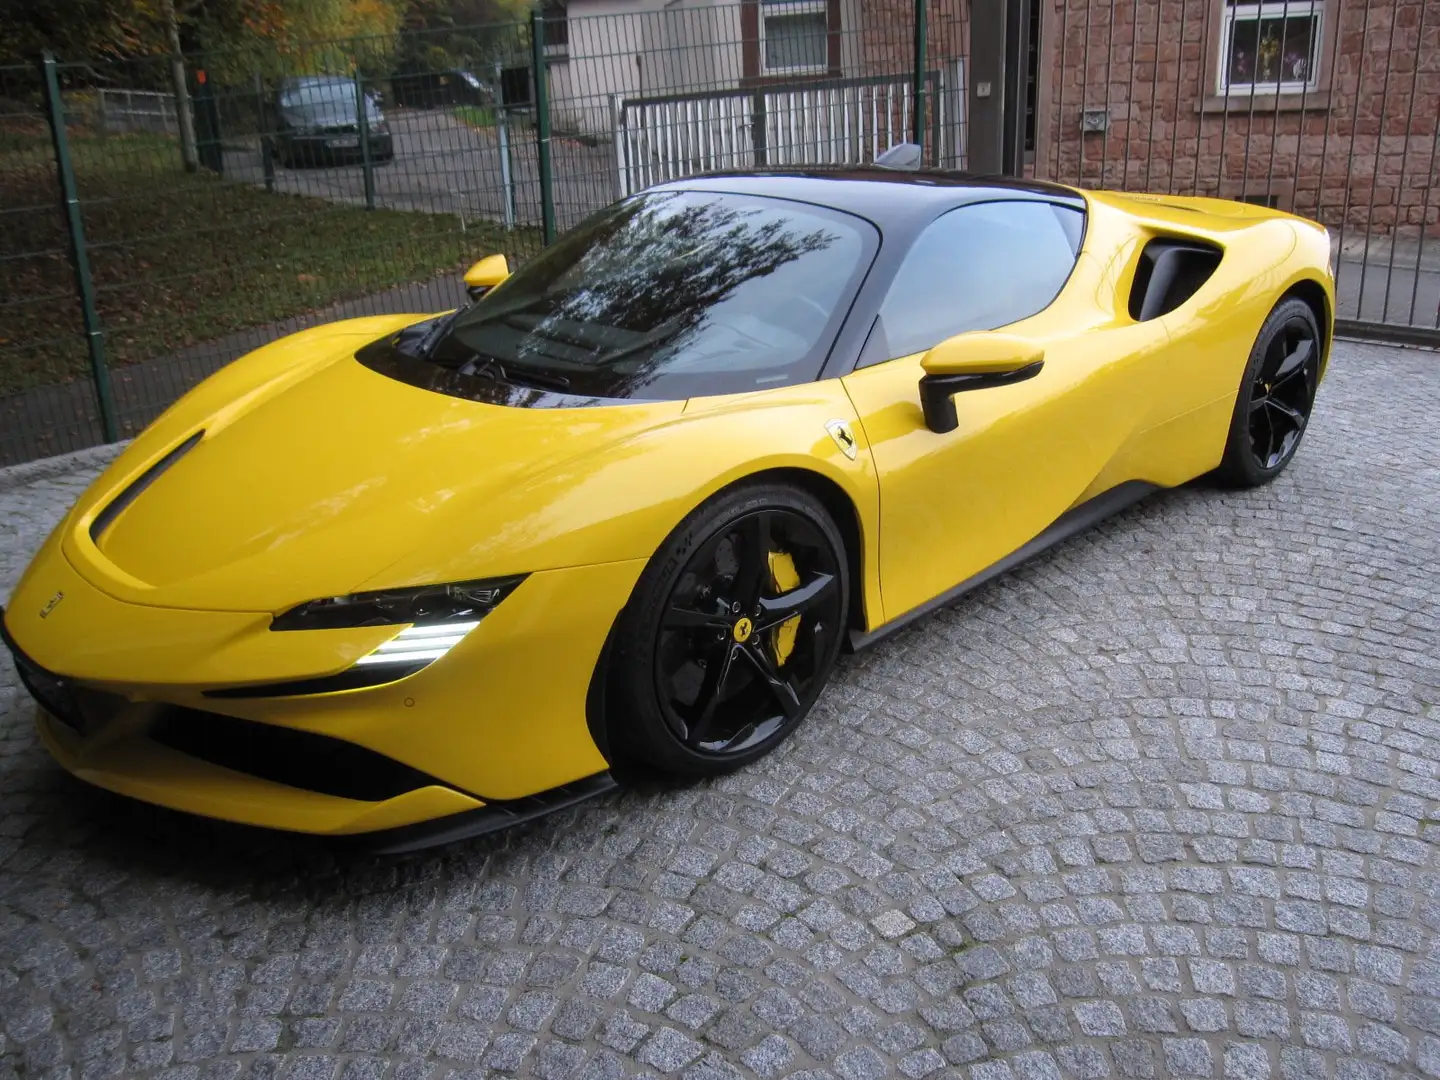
left=160, top=0, right=199, bottom=171
left=0, top=0, right=407, bottom=69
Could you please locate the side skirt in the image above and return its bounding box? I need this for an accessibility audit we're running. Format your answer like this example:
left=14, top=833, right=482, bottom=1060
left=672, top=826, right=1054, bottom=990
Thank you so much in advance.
left=848, top=480, right=1162, bottom=652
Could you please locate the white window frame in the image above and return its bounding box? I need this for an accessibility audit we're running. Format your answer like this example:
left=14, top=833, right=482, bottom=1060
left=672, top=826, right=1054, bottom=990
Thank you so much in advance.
left=1219, top=0, right=1323, bottom=95
left=760, top=0, right=831, bottom=76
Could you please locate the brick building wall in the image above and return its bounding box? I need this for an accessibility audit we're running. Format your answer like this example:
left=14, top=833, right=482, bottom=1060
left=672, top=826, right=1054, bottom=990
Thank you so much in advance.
left=855, top=0, right=969, bottom=77
left=1032, top=0, right=1440, bottom=240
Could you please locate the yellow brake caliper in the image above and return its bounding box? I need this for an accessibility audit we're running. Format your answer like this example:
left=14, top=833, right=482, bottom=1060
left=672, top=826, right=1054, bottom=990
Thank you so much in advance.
left=767, top=551, right=801, bottom=667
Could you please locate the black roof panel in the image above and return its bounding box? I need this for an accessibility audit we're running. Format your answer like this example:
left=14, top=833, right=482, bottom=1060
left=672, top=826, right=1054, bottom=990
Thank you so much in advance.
left=651, top=167, right=1085, bottom=227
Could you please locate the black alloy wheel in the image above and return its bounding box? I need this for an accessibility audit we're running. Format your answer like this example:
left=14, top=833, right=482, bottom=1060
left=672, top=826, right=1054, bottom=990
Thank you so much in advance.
left=1247, top=313, right=1319, bottom=470
left=1216, top=296, right=1323, bottom=487
left=610, top=484, right=849, bottom=777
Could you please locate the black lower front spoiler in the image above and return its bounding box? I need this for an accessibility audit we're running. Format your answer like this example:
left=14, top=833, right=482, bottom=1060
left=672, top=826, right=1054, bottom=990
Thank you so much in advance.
left=343, top=771, right=621, bottom=855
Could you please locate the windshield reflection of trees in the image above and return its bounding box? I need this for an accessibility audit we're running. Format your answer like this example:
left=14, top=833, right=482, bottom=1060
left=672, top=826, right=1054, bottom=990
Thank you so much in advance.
left=446, top=193, right=844, bottom=399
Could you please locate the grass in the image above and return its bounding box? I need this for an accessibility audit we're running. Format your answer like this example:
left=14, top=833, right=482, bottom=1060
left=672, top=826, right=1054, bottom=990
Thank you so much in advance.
left=0, top=129, right=539, bottom=396
left=454, top=104, right=498, bottom=129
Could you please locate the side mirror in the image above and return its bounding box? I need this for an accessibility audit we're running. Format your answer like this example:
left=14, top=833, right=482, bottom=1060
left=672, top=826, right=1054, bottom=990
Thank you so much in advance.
left=919, top=332, right=1045, bottom=434
left=464, top=253, right=510, bottom=302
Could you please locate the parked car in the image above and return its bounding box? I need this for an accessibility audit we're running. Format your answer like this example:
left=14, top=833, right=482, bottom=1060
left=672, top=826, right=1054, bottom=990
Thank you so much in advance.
left=2, top=163, right=1335, bottom=850
left=389, top=68, right=491, bottom=108
left=269, top=75, right=394, bottom=168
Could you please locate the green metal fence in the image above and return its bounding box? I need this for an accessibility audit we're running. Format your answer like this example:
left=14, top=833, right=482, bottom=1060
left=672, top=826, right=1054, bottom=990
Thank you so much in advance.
left=0, top=8, right=955, bottom=467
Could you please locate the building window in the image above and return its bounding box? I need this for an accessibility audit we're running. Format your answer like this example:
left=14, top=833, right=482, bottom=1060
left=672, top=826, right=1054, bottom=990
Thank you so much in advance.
left=762, top=0, right=829, bottom=74
left=542, top=0, right=569, bottom=54
left=1220, top=1, right=1321, bottom=93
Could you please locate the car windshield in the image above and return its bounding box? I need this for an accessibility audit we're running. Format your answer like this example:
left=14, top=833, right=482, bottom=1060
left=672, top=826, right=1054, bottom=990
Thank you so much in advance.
left=426, top=190, right=875, bottom=400
left=281, top=79, right=379, bottom=119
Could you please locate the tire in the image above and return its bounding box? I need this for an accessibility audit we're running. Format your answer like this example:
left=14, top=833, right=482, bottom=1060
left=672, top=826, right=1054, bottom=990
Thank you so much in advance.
left=608, top=482, right=849, bottom=778
left=1213, top=296, right=1323, bottom=488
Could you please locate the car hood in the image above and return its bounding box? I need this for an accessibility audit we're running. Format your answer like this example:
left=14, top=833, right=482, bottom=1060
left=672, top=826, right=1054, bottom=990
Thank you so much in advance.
left=65, top=322, right=684, bottom=613
left=284, top=101, right=378, bottom=128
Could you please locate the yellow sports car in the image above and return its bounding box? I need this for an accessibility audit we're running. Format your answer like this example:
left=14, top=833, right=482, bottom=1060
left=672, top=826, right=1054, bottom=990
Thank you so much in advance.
left=2, top=166, right=1333, bottom=850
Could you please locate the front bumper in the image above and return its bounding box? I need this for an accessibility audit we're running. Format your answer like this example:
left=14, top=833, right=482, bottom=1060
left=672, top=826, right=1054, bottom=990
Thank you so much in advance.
left=281, top=131, right=394, bottom=161
left=3, top=547, right=645, bottom=838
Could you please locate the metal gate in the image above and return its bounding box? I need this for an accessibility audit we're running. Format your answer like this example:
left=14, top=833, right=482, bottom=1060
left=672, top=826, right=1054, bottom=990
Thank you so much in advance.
left=1024, top=0, right=1440, bottom=344
left=612, top=67, right=966, bottom=197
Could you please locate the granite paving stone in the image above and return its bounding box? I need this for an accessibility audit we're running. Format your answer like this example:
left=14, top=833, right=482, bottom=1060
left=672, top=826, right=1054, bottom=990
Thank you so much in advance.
left=1, top=341, right=1437, bottom=1078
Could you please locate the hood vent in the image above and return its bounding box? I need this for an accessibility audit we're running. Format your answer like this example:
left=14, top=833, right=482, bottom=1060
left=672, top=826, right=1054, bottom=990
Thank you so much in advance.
left=89, top=431, right=204, bottom=544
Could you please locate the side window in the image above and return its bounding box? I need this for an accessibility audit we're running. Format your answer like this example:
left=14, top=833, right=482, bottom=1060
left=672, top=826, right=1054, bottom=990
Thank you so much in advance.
left=859, top=200, right=1084, bottom=366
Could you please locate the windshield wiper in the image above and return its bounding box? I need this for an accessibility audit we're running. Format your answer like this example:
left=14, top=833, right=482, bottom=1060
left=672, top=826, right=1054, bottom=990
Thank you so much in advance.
left=457, top=353, right=571, bottom=393
left=502, top=366, right=572, bottom=392
left=415, top=308, right=463, bottom=359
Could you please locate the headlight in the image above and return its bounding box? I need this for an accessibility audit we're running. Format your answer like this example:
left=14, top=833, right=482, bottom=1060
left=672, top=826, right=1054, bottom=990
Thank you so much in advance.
left=271, top=576, right=525, bottom=632
left=270, top=576, right=526, bottom=669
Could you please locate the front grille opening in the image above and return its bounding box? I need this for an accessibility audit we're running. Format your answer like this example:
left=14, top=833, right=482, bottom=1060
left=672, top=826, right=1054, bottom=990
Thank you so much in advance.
left=3, top=625, right=128, bottom=735
left=149, top=708, right=441, bottom=803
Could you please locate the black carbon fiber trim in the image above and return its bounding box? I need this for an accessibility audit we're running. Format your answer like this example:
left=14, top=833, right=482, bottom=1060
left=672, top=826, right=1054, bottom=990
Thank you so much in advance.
left=350, top=772, right=620, bottom=854
left=89, top=431, right=203, bottom=544
left=148, top=708, right=444, bottom=803
left=202, top=661, right=430, bottom=699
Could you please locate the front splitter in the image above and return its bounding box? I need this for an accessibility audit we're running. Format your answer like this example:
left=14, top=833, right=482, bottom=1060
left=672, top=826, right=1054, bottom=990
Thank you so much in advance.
left=339, top=770, right=620, bottom=855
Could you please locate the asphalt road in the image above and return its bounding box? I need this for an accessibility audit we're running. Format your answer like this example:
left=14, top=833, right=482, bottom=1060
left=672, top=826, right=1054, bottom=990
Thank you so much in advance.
left=224, top=106, right=1440, bottom=329
left=223, top=108, right=620, bottom=233
left=2, top=339, right=1438, bottom=1079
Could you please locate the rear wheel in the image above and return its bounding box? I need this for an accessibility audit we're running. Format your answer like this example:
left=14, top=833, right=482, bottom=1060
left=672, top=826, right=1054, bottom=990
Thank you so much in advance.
left=1214, top=297, right=1322, bottom=487
left=609, top=484, right=848, bottom=778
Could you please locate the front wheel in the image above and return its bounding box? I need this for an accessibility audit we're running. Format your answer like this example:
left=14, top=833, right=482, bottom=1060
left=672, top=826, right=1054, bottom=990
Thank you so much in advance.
left=609, top=484, right=849, bottom=778
left=1214, top=296, right=1322, bottom=488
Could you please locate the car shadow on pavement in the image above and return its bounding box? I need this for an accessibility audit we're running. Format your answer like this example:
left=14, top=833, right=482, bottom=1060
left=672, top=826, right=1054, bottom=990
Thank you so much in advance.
left=6, top=475, right=1194, bottom=907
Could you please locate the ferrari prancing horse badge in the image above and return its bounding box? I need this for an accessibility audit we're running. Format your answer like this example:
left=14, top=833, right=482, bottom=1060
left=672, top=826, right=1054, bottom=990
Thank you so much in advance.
left=825, top=419, right=858, bottom=460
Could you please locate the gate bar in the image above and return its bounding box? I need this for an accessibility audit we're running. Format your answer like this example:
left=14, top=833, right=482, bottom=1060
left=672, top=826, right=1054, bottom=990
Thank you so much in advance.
left=40, top=51, right=118, bottom=441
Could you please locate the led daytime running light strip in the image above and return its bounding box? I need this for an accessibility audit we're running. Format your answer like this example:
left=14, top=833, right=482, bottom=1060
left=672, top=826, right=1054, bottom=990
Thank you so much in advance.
left=354, top=621, right=481, bottom=666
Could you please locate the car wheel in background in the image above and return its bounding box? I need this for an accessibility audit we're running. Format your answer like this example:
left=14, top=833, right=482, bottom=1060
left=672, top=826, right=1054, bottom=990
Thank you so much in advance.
left=609, top=483, right=849, bottom=778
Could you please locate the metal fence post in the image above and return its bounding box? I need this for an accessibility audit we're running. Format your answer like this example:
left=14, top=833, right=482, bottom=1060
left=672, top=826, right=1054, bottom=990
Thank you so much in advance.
left=498, top=105, right=517, bottom=230
left=192, top=69, right=224, bottom=174
left=531, top=11, right=557, bottom=245
left=40, top=51, right=118, bottom=442
left=751, top=89, right=767, bottom=167
left=609, top=93, right=625, bottom=200
left=256, top=71, right=275, bottom=192
left=356, top=68, right=375, bottom=210
left=911, top=0, right=927, bottom=153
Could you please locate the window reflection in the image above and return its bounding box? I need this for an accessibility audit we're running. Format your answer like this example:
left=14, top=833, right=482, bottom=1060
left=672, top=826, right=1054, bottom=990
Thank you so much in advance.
left=434, top=191, right=873, bottom=400
left=861, top=200, right=1084, bottom=365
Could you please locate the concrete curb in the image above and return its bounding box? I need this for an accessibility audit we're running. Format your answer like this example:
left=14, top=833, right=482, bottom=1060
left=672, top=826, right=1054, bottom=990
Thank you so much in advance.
left=0, top=441, right=131, bottom=495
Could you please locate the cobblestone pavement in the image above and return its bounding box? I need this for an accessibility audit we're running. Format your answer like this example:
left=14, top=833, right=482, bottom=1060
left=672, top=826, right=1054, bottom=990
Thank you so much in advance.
left=2, top=340, right=1438, bottom=1080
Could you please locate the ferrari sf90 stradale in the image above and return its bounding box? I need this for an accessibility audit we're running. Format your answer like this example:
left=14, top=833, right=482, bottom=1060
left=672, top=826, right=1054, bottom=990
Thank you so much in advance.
left=3, top=161, right=1333, bottom=849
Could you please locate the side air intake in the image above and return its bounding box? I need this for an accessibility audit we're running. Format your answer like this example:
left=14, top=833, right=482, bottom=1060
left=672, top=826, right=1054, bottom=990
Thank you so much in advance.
left=1128, top=238, right=1223, bottom=322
